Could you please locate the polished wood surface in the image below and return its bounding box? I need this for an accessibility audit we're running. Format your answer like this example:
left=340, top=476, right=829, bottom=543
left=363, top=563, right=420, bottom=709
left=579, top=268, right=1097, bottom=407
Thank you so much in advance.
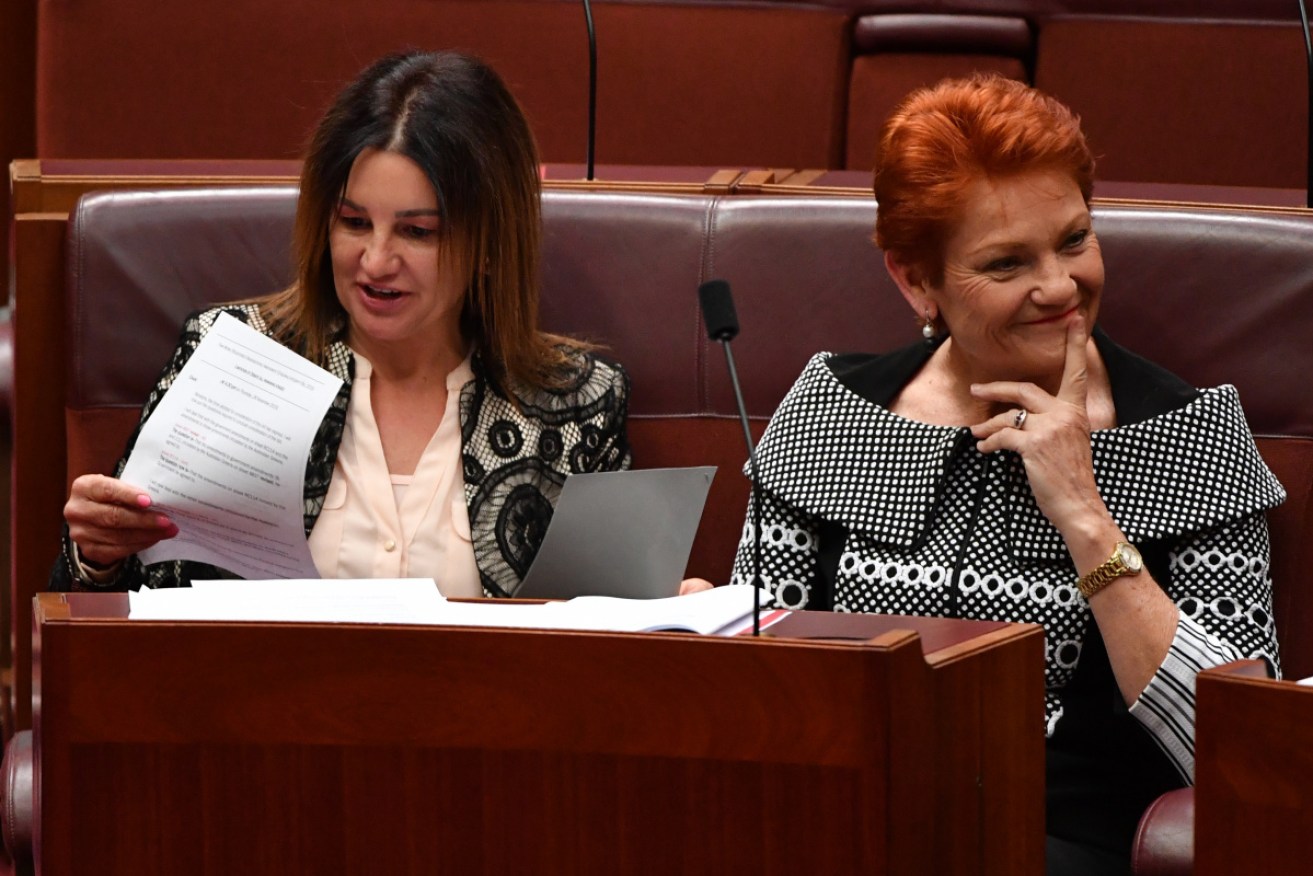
left=32, top=594, right=1043, bottom=875
left=1195, top=660, right=1313, bottom=875
left=9, top=159, right=777, bottom=214
left=8, top=214, right=68, bottom=734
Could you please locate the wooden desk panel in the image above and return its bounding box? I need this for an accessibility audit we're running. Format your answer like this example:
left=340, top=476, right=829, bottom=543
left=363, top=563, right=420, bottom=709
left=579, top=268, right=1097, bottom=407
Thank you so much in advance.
left=1195, top=660, right=1313, bottom=875
left=32, top=594, right=1043, bottom=875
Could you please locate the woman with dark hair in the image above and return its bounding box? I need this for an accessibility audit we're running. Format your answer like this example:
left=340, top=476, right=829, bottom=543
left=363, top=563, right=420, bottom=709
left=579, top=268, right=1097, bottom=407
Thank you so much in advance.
left=696, top=75, right=1282, bottom=874
left=54, top=51, right=630, bottom=597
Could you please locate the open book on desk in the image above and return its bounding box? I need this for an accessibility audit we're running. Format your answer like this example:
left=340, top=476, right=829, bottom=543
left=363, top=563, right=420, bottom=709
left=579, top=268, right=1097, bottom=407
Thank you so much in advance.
left=535, top=585, right=769, bottom=634
left=406, top=585, right=767, bottom=635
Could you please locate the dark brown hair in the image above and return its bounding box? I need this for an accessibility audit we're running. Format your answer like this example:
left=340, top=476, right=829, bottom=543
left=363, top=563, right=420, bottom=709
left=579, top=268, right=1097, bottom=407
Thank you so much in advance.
left=262, top=50, right=579, bottom=391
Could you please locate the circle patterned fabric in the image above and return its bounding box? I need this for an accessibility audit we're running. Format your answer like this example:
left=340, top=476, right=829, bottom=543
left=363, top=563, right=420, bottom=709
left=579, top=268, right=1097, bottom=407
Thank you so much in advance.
left=732, top=352, right=1284, bottom=778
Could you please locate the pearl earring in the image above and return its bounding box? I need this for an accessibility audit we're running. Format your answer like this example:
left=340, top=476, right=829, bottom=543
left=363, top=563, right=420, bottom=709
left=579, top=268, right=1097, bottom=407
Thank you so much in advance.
left=922, top=311, right=936, bottom=341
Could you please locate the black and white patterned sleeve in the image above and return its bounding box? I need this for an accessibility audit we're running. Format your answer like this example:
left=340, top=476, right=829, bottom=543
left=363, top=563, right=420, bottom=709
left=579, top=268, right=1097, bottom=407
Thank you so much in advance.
left=728, top=488, right=825, bottom=609
left=51, top=308, right=225, bottom=591
left=1129, top=512, right=1279, bottom=782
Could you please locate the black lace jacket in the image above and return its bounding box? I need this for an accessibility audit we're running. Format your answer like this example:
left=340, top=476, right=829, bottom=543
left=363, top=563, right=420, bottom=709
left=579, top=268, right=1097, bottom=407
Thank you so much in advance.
left=51, top=304, right=632, bottom=596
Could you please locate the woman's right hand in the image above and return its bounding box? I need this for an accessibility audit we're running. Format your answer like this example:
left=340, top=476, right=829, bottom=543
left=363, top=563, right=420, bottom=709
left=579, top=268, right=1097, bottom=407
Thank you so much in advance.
left=65, top=474, right=178, bottom=566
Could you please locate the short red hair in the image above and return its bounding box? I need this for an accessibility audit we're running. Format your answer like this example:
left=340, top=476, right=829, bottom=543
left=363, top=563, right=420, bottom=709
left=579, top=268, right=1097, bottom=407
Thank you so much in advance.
left=873, top=74, right=1095, bottom=283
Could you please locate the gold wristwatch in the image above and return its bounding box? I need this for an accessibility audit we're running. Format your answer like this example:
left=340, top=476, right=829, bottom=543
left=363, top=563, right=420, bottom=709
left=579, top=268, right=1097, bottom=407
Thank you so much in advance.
left=1076, top=542, right=1143, bottom=599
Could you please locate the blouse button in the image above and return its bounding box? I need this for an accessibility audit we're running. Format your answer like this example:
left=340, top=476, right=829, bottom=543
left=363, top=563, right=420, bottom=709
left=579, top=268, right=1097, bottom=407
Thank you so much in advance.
left=383, top=539, right=397, bottom=552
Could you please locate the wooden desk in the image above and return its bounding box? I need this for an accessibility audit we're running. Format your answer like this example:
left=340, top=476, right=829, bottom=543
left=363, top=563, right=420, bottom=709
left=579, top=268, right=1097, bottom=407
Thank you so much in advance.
left=1195, top=660, right=1313, bottom=875
left=31, top=594, right=1043, bottom=875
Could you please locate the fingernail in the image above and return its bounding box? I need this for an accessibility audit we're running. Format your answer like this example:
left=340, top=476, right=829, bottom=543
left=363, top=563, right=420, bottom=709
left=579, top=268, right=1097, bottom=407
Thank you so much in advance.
left=156, top=515, right=172, bottom=528
left=136, top=494, right=152, bottom=508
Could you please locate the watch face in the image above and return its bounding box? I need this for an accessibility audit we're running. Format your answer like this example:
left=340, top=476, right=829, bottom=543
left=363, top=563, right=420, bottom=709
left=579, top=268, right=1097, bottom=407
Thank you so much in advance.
left=1117, top=543, right=1144, bottom=573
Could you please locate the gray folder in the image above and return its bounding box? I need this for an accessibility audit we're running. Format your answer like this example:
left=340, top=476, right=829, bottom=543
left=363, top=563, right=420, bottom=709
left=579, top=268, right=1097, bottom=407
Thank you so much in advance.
left=514, top=467, right=717, bottom=600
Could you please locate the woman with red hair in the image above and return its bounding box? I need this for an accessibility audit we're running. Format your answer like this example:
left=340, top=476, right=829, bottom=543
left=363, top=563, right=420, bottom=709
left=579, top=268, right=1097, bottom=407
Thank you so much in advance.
left=736, top=76, right=1282, bottom=873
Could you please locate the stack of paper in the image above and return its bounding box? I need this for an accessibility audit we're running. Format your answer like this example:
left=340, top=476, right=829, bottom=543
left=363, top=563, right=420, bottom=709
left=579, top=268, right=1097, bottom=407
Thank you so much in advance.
left=129, top=578, right=449, bottom=624
left=128, top=580, right=768, bottom=637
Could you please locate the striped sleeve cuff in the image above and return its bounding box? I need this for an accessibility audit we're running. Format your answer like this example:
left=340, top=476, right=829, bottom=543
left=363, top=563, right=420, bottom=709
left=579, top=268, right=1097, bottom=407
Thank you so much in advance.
left=1128, top=613, right=1245, bottom=784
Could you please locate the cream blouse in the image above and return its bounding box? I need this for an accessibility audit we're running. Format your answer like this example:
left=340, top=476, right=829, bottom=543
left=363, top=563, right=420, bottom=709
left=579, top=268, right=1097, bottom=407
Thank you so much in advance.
left=307, top=351, right=482, bottom=597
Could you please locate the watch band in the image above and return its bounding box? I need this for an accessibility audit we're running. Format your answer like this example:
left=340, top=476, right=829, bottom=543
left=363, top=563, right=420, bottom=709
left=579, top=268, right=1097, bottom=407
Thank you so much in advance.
left=1076, top=541, right=1142, bottom=600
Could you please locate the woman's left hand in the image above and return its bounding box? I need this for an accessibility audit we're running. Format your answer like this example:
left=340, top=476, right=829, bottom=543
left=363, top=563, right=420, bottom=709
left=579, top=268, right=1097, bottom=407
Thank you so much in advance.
left=679, top=577, right=716, bottom=596
left=969, top=316, right=1112, bottom=537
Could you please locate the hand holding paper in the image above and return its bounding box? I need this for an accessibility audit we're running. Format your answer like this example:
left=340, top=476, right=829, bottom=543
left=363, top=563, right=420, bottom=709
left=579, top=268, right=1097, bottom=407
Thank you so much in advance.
left=118, top=313, right=343, bottom=579
left=64, top=473, right=180, bottom=567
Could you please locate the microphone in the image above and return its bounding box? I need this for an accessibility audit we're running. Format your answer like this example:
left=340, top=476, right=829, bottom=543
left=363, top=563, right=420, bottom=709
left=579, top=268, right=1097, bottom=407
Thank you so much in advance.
left=698, top=279, right=739, bottom=342
left=698, top=280, right=764, bottom=636
left=581, top=0, right=598, bottom=181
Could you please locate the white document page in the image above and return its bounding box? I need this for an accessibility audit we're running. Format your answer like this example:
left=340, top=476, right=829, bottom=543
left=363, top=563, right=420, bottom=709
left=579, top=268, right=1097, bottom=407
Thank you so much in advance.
left=120, top=313, right=343, bottom=579
left=129, top=579, right=448, bottom=624
left=129, top=579, right=765, bottom=636
left=535, top=585, right=768, bottom=634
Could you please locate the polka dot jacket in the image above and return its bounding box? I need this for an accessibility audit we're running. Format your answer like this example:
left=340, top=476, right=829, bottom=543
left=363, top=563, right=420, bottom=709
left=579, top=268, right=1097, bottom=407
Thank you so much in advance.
left=52, top=304, right=632, bottom=597
left=731, top=332, right=1284, bottom=782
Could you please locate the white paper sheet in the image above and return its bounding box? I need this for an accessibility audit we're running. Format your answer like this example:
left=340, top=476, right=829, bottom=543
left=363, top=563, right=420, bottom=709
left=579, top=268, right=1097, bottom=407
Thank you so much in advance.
left=120, top=313, right=343, bottom=579
left=536, top=585, right=767, bottom=634
left=384, top=585, right=764, bottom=634
left=129, top=579, right=766, bottom=636
left=128, top=586, right=448, bottom=624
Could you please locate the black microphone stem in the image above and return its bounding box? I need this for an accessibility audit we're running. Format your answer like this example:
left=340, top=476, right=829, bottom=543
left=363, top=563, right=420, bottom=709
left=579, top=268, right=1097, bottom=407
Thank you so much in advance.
left=582, top=0, right=598, bottom=181
left=720, top=342, right=756, bottom=466
left=718, top=339, right=763, bottom=637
